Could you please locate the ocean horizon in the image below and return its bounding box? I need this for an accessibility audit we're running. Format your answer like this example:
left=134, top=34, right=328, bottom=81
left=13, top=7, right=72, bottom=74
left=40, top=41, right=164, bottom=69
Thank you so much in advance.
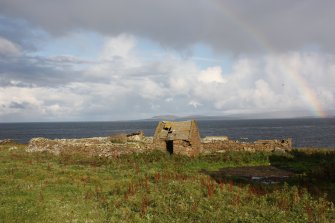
left=1, top=118, right=335, bottom=148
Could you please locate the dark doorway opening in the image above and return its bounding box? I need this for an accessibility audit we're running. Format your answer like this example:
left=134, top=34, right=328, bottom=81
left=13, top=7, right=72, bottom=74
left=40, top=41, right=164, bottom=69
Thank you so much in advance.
left=166, top=140, right=173, bottom=154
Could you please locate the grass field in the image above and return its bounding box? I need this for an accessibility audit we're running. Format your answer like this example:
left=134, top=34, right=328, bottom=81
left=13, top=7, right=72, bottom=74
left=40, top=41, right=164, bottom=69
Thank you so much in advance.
left=1, top=144, right=334, bottom=222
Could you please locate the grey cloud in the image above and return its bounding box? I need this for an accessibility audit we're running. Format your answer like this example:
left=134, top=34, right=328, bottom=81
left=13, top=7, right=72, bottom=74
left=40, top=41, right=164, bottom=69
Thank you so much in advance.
left=0, top=0, right=334, bottom=53
left=0, top=16, right=47, bottom=51
left=8, top=101, right=30, bottom=109
left=0, top=36, right=20, bottom=56
left=0, top=55, right=86, bottom=87
left=46, top=56, right=95, bottom=65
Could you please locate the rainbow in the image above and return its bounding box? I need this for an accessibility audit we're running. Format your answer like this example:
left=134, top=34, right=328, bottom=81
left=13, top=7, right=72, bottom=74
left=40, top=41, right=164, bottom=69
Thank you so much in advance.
left=208, top=0, right=328, bottom=117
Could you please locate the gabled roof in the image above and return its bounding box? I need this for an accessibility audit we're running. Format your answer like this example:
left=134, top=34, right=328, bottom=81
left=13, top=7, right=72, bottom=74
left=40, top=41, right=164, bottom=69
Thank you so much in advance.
left=157, top=120, right=193, bottom=140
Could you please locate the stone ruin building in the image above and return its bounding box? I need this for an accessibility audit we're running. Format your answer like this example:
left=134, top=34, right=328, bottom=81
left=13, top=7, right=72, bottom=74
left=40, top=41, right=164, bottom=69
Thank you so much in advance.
left=26, top=120, right=292, bottom=157
left=153, top=120, right=202, bottom=156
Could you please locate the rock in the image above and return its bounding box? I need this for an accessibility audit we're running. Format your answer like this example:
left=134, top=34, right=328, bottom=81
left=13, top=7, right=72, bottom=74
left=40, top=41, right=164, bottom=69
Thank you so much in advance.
left=243, top=147, right=255, bottom=152
left=0, top=139, right=17, bottom=145
left=202, top=136, right=229, bottom=143
left=127, top=131, right=144, bottom=141
left=272, top=147, right=286, bottom=154
left=8, top=146, right=18, bottom=151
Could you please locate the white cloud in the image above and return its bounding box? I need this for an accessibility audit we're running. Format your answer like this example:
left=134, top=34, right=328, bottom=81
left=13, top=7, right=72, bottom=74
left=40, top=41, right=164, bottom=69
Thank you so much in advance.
left=189, top=100, right=202, bottom=108
left=0, top=34, right=335, bottom=121
left=198, top=66, right=226, bottom=84
left=100, top=34, right=136, bottom=60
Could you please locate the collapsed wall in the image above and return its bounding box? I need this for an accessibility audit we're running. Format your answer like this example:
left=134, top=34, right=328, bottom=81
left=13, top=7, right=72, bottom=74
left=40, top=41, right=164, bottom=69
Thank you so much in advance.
left=202, top=136, right=292, bottom=153
left=27, top=132, right=154, bottom=157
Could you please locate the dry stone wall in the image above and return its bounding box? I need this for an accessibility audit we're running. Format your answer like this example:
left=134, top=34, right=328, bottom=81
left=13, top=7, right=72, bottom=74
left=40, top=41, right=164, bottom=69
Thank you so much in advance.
left=27, top=136, right=154, bottom=158
left=202, top=138, right=292, bottom=153
left=26, top=129, right=292, bottom=157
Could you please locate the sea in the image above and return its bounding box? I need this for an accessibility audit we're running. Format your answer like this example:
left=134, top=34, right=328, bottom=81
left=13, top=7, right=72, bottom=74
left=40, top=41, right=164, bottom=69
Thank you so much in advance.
left=1, top=118, right=335, bottom=148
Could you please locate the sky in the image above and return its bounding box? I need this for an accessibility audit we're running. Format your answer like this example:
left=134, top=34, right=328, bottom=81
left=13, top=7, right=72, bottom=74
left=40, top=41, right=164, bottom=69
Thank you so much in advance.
left=0, top=0, right=335, bottom=122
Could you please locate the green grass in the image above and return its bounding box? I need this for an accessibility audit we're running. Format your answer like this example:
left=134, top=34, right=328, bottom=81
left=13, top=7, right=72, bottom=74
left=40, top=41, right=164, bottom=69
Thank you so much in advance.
left=0, top=144, right=334, bottom=222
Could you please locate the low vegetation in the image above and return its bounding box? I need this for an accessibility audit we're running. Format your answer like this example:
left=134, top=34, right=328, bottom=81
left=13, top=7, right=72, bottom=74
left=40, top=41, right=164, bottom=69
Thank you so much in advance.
left=0, top=144, right=334, bottom=222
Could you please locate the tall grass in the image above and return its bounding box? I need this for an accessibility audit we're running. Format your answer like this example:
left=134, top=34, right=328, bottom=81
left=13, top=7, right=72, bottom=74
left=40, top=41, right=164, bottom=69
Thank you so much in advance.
left=0, top=144, right=334, bottom=222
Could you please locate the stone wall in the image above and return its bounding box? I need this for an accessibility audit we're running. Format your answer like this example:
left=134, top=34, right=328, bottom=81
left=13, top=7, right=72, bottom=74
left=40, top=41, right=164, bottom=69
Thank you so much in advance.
left=202, top=138, right=292, bottom=153
left=189, top=120, right=202, bottom=155
left=172, top=140, right=196, bottom=156
left=151, top=139, right=199, bottom=156
left=27, top=136, right=154, bottom=158
left=26, top=131, right=292, bottom=157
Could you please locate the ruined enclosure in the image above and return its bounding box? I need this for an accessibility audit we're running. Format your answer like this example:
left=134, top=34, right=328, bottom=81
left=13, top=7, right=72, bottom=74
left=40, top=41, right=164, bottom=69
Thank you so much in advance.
left=153, top=120, right=202, bottom=156
left=26, top=120, right=292, bottom=157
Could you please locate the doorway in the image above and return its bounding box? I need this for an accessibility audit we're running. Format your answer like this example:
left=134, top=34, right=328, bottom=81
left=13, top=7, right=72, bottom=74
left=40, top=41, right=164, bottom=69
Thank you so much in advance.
left=166, top=140, right=173, bottom=154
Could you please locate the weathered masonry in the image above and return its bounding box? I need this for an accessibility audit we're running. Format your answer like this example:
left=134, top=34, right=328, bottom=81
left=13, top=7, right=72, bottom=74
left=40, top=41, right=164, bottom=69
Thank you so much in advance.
left=26, top=119, right=293, bottom=157
left=153, top=120, right=202, bottom=156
